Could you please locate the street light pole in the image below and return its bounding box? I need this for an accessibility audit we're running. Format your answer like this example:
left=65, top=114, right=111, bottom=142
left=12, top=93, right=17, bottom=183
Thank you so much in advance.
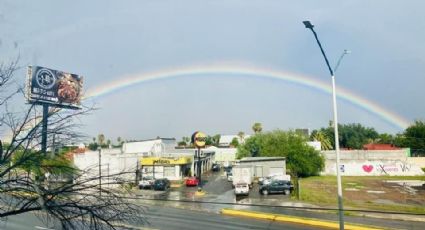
left=98, top=147, right=102, bottom=196
left=303, top=20, right=344, bottom=230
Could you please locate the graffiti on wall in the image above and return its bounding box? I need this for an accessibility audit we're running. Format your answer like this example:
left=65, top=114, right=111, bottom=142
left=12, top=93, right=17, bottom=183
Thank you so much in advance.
left=361, top=161, right=412, bottom=175
left=327, top=160, right=424, bottom=176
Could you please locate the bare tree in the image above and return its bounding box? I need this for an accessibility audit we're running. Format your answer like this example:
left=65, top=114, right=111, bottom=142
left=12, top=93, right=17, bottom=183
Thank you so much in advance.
left=0, top=62, right=147, bottom=229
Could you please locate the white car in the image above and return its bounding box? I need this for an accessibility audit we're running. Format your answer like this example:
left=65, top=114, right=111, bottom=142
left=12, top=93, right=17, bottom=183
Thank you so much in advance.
left=227, top=175, right=233, bottom=182
left=234, top=183, right=249, bottom=196
left=138, top=176, right=155, bottom=189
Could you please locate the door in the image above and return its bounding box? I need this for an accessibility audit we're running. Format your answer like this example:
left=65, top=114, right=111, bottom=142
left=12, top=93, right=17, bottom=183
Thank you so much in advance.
left=270, top=181, right=280, bottom=193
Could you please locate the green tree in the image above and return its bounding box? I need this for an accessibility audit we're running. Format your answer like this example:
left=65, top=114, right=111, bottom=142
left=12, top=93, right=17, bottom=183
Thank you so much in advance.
left=178, top=137, right=187, bottom=147
left=310, top=130, right=333, bottom=150
left=395, top=120, right=425, bottom=156
left=376, top=133, right=395, bottom=144
left=205, top=136, right=213, bottom=146
left=88, top=142, right=99, bottom=151
left=182, top=136, right=190, bottom=145
left=252, top=122, right=262, bottom=134
left=313, top=123, right=379, bottom=150
left=97, top=134, right=105, bottom=146
left=230, top=137, right=239, bottom=147
left=237, top=130, right=324, bottom=177
left=237, top=131, right=245, bottom=143
left=212, top=134, right=221, bottom=146
left=0, top=61, right=146, bottom=228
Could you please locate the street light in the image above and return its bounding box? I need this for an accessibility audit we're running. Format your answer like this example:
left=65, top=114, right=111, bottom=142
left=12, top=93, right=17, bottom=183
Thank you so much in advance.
left=303, top=20, right=345, bottom=230
left=334, top=50, right=351, bottom=73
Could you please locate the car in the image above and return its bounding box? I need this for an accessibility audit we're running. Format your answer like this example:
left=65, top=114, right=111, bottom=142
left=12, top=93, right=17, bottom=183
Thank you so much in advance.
left=153, top=178, right=171, bottom=191
left=259, top=173, right=290, bottom=186
left=259, top=180, right=293, bottom=195
left=234, top=183, right=249, bottom=196
left=138, top=176, right=155, bottom=189
left=185, top=177, right=199, bottom=186
left=212, top=163, right=220, bottom=172
left=227, top=172, right=233, bottom=182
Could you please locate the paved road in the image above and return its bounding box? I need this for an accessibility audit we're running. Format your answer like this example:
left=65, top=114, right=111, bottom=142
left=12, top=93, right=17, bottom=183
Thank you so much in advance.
left=0, top=205, right=317, bottom=230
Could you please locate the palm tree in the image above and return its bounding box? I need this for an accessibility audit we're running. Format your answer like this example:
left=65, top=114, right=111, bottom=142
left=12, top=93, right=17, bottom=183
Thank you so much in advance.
left=237, top=131, right=245, bottom=142
left=97, top=134, right=105, bottom=146
left=311, top=131, right=333, bottom=150
left=252, top=123, right=262, bottom=134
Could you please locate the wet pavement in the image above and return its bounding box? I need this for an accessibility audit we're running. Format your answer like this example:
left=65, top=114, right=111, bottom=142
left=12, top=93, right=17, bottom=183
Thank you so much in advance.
left=133, top=169, right=308, bottom=215
left=134, top=169, right=292, bottom=206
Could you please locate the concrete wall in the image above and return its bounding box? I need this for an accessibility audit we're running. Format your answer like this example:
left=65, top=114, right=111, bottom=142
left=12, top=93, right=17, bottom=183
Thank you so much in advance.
left=73, top=151, right=141, bottom=186
left=214, top=148, right=237, bottom=163
left=323, top=160, right=424, bottom=176
left=321, top=150, right=424, bottom=176
left=407, top=157, right=425, bottom=168
left=322, top=149, right=409, bottom=161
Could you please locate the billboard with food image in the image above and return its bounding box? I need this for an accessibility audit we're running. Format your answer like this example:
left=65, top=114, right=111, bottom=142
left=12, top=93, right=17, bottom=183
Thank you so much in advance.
left=26, top=66, right=83, bottom=109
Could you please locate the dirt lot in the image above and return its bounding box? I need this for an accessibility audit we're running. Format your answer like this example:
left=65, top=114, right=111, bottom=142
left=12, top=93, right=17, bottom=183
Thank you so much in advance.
left=299, top=176, right=425, bottom=213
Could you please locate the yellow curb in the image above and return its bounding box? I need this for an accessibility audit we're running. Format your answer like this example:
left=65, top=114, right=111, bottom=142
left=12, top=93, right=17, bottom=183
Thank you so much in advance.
left=221, top=209, right=383, bottom=230
left=195, top=191, right=206, bottom=196
left=170, top=184, right=182, bottom=188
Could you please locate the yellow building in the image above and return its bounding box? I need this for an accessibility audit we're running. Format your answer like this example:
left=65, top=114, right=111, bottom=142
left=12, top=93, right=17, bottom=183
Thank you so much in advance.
left=139, top=156, right=193, bottom=180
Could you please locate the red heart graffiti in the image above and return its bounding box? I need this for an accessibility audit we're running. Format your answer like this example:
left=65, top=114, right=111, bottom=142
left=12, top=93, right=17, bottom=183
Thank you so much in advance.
left=362, top=165, right=373, bottom=173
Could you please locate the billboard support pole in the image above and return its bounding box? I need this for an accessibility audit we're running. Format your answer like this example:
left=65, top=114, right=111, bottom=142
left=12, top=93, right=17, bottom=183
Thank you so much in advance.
left=197, top=148, right=202, bottom=189
left=41, top=104, right=49, bottom=155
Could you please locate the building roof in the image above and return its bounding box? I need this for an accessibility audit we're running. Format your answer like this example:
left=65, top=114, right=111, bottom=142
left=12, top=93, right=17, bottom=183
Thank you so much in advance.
left=363, top=143, right=401, bottom=150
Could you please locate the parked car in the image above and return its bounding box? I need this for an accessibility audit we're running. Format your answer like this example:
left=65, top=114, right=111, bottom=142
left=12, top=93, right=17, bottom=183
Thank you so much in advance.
left=259, top=173, right=290, bottom=186
left=185, top=177, right=199, bottom=186
left=227, top=172, right=233, bottom=182
left=234, top=183, right=249, bottom=196
left=153, top=178, right=171, bottom=191
left=138, top=176, right=155, bottom=189
left=259, top=180, right=293, bottom=195
left=212, top=163, right=220, bottom=172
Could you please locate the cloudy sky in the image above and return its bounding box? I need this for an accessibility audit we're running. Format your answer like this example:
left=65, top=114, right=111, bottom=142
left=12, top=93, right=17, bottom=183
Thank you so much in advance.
left=1, top=0, right=424, bottom=142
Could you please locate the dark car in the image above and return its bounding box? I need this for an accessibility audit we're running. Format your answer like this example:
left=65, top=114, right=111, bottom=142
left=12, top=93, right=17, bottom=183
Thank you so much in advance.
left=153, top=178, right=171, bottom=191
left=212, top=163, right=220, bottom=172
left=259, top=180, right=293, bottom=195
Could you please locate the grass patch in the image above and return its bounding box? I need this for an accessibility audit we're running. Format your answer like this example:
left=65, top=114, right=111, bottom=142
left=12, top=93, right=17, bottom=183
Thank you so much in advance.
left=297, top=176, right=425, bottom=214
left=422, top=167, right=425, bottom=173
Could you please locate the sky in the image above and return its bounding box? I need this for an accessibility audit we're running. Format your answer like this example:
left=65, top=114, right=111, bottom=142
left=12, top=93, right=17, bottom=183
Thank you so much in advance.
left=1, top=0, right=424, bottom=143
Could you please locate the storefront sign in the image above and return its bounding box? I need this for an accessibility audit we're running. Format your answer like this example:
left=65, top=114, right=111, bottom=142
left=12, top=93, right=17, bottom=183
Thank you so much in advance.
left=141, top=157, right=191, bottom=166
left=192, top=131, right=207, bottom=148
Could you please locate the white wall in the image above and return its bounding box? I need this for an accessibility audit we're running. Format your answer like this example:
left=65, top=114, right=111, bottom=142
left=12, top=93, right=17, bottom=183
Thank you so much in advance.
left=208, top=147, right=236, bottom=163
left=73, top=151, right=141, bottom=186
left=323, top=160, right=424, bottom=176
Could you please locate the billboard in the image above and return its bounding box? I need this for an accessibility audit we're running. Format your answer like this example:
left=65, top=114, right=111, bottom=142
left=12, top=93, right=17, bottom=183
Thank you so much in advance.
left=26, top=66, right=83, bottom=109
